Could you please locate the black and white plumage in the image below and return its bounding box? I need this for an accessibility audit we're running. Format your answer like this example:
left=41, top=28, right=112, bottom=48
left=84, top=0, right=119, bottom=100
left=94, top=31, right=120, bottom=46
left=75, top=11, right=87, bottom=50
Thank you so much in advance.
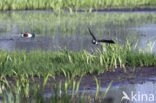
left=88, top=27, right=115, bottom=45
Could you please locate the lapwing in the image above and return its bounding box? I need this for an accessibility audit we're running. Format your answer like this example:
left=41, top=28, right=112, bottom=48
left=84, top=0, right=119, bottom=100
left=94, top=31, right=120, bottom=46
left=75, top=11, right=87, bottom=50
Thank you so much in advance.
left=88, top=27, right=115, bottom=45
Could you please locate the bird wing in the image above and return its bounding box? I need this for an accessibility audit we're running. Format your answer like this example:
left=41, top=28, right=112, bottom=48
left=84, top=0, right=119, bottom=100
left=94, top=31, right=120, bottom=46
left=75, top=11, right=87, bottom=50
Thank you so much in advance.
left=98, top=39, right=115, bottom=44
left=88, top=27, right=96, bottom=40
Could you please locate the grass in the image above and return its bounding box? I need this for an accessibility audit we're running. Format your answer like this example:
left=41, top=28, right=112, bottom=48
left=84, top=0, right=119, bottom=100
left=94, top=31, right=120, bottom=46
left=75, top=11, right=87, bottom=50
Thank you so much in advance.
left=0, top=0, right=156, bottom=11
left=0, top=11, right=156, bottom=38
left=0, top=40, right=155, bottom=77
left=0, top=74, right=113, bottom=103
left=0, top=2, right=155, bottom=102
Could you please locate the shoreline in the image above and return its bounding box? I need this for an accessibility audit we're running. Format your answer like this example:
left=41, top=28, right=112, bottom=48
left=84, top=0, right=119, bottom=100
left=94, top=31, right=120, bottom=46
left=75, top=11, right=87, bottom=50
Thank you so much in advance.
left=5, top=67, right=156, bottom=90
left=0, top=8, right=156, bottom=13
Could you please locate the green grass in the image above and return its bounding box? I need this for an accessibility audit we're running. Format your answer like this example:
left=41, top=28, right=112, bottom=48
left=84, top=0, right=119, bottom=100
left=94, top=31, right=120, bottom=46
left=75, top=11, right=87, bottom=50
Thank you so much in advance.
left=0, top=74, right=112, bottom=103
left=1, top=11, right=156, bottom=37
left=0, top=0, right=156, bottom=11
left=0, top=41, right=155, bottom=77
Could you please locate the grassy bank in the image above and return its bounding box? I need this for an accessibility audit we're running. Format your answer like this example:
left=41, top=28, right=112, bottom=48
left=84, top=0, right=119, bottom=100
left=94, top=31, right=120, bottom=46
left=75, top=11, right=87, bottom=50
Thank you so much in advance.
left=0, top=0, right=156, bottom=11
left=0, top=41, right=155, bottom=77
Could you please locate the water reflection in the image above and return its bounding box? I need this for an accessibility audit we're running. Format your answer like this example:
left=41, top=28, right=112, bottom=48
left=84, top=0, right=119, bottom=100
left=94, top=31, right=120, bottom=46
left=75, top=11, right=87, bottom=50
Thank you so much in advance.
left=78, top=76, right=156, bottom=103
left=134, top=24, right=156, bottom=53
left=0, top=11, right=155, bottom=52
left=107, top=81, right=156, bottom=103
left=0, top=31, right=155, bottom=52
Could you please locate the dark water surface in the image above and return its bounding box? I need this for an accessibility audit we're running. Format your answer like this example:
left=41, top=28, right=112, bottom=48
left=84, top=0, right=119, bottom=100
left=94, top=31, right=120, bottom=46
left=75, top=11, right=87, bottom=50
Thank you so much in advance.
left=79, top=67, right=156, bottom=103
left=0, top=11, right=155, bottom=52
left=42, top=67, right=156, bottom=103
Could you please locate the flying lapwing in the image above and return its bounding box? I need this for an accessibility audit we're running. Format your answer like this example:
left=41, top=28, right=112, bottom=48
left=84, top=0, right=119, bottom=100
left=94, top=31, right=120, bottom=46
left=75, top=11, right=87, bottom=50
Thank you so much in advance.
left=88, top=27, right=115, bottom=45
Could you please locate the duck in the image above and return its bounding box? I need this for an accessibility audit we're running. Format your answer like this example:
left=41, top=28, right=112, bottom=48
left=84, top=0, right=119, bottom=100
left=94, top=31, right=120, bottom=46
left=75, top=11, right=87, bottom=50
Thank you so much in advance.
left=88, top=27, right=115, bottom=45
left=21, top=33, right=35, bottom=38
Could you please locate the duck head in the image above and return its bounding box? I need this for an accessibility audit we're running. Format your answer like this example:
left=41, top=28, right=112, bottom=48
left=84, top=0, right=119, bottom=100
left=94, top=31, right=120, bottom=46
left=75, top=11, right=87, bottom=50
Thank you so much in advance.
left=21, top=33, right=35, bottom=38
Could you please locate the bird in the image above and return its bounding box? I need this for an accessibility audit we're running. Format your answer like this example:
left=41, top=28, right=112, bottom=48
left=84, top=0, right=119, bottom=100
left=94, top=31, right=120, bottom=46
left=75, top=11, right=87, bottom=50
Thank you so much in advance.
left=88, top=27, right=115, bottom=45
left=21, top=33, right=35, bottom=38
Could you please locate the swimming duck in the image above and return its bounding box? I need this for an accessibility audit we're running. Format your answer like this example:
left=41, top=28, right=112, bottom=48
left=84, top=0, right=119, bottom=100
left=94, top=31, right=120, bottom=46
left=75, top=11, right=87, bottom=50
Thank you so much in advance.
left=88, top=27, right=115, bottom=45
left=21, top=33, right=35, bottom=38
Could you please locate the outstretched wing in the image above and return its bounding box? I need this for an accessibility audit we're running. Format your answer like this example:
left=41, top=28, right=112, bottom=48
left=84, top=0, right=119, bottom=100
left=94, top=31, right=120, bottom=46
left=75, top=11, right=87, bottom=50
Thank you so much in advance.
left=98, top=39, right=115, bottom=44
left=88, top=27, right=96, bottom=40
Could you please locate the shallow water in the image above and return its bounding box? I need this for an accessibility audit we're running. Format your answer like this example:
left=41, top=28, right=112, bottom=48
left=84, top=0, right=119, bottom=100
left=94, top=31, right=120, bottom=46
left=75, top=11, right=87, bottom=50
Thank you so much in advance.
left=0, top=11, right=156, bottom=103
left=77, top=67, right=156, bottom=103
left=0, top=11, right=155, bottom=52
left=42, top=68, right=156, bottom=103
left=81, top=76, right=156, bottom=103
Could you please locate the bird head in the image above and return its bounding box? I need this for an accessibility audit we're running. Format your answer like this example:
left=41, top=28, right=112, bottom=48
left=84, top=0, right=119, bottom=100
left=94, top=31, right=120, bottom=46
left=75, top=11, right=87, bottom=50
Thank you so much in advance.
left=92, top=39, right=97, bottom=44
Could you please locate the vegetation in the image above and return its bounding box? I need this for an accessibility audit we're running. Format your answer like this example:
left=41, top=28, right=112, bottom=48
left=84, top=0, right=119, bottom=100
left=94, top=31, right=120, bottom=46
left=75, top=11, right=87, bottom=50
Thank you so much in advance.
left=0, top=0, right=156, bottom=11
left=0, top=74, right=113, bottom=103
left=0, top=36, right=155, bottom=103
left=0, top=11, right=156, bottom=38
left=0, top=1, right=155, bottom=102
left=0, top=41, right=155, bottom=77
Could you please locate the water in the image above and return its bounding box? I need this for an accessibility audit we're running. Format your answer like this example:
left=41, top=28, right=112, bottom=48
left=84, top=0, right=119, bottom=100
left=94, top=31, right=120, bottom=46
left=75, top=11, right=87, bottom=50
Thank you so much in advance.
left=76, top=67, right=156, bottom=103
left=42, top=68, right=156, bottom=103
left=0, top=11, right=156, bottom=103
left=0, top=11, right=155, bottom=52
left=80, top=76, right=156, bottom=103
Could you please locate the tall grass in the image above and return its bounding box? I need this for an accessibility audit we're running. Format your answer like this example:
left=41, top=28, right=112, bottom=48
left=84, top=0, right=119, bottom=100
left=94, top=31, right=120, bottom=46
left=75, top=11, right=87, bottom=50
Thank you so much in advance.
left=0, top=74, right=113, bottom=103
left=0, top=40, right=155, bottom=77
left=0, top=0, right=156, bottom=11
